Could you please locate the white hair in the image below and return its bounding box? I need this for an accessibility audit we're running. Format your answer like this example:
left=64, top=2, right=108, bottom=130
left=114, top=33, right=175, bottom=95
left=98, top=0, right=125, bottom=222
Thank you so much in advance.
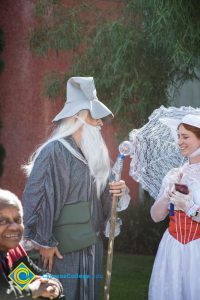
left=0, top=189, right=23, bottom=212
left=22, top=109, right=111, bottom=198
left=22, top=110, right=89, bottom=176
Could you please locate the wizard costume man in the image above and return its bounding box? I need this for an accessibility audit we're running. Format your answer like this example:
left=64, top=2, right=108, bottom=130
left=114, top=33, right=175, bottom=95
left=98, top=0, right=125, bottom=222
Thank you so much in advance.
left=22, top=77, right=130, bottom=300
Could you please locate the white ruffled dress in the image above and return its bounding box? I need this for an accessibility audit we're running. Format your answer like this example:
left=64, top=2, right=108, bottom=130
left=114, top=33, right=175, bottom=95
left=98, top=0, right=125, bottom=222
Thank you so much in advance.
left=149, top=162, right=200, bottom=300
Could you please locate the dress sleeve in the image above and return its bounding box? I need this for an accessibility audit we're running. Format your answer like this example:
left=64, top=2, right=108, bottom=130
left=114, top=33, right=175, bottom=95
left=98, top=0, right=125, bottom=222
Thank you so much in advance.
left=102, top=183, right=130, bottom=238
left=22, top=141, right=71, bottom=248
left=191, top=192, right=200, bottom=223
left=150, top=168, right=180, bottom=222
left=116, top=187, right=130, bottom=212
left=155, top=168, right=181, bottom=201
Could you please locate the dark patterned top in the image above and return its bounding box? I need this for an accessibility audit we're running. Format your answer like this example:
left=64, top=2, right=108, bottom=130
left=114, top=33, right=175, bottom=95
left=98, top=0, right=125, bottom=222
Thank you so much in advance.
left=0, top=244, right=64, bottom=299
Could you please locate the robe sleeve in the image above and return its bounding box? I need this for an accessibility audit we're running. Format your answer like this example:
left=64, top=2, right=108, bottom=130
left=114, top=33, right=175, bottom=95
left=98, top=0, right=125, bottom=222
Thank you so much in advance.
left=101, top=182, right=130, bottom=238
left=100, top=180, right=130, bottom=222
left=22, top=141, right=71, bottom=248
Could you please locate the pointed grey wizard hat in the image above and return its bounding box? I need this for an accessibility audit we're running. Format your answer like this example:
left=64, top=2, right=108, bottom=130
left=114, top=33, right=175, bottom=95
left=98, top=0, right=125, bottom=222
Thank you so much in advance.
left=53, top=76, right=113, bottom=122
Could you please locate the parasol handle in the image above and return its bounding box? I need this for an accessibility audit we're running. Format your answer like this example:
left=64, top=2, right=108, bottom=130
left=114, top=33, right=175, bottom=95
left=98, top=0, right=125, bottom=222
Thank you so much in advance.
left=169, top=203, right=175, bottom=216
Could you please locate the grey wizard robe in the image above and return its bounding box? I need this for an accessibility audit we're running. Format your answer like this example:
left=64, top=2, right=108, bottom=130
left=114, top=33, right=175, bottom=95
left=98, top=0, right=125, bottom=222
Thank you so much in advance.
left=22, top=136, right=112, bottom=300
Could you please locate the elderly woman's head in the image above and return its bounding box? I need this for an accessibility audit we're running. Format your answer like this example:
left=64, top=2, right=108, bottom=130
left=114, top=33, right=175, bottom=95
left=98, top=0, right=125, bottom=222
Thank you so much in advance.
left=0, top=189, right=24, bottom=251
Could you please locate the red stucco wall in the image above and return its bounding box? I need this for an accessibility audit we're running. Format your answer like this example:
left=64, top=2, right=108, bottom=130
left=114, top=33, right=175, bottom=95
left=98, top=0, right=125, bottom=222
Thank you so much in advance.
left=0, top=0, right=138, bottom=201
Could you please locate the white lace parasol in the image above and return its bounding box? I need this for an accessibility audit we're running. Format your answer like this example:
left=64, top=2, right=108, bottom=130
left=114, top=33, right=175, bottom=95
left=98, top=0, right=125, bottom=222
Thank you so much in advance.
left=129, top=105, right=200, bottom=200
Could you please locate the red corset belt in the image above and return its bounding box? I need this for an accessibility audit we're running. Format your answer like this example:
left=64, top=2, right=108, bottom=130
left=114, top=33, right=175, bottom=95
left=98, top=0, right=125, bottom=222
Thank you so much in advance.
left=169, top=211, right=200, bottom=244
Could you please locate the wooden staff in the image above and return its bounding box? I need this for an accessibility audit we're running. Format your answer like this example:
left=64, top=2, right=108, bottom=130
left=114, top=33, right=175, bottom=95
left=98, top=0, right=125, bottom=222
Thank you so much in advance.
left=104, top=194, right=118, bottom=300
left=104, top=140, right=131, bottom=300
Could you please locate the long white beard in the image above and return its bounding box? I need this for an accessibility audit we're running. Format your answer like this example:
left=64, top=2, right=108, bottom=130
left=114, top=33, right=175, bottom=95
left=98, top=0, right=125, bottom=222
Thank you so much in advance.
left=79, top=123, right=111, bottom=198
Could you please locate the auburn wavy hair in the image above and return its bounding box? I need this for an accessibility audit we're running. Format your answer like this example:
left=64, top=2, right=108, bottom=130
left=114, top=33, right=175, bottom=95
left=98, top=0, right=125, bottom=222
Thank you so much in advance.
left=178, top=123, right=200, bottom=139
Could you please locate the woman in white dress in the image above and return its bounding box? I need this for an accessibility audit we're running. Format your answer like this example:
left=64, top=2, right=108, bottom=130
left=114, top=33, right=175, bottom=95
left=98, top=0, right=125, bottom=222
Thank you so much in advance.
left=149, top=114, right=200, bottom=300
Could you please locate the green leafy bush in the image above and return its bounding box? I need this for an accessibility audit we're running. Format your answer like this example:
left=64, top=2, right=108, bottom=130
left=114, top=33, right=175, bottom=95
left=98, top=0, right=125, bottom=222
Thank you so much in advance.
left=30, top=0, right=82, bottom=56
left=30, top=1, right=200, bottom=137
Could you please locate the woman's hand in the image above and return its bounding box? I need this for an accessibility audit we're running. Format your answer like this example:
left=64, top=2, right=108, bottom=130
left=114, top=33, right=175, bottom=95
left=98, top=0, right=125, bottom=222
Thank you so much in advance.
left=169, top=190, right=194, bottom=214
left=169, top=190, right=200, bottom=217
left=169, top=191, right=192, bottom=211
left=109, top=180, right=127, bottom=197
left=39, top=246, right=63, bottom=272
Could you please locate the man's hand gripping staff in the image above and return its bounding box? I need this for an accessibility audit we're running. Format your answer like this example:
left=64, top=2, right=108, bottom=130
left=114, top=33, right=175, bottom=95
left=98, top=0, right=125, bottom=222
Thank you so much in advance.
left=104, top=141, right=131, bottom=300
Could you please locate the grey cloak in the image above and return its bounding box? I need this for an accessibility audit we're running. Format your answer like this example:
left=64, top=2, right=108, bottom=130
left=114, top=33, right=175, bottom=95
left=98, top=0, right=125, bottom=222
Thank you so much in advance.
left=22, top=136, right=112, bottom=300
